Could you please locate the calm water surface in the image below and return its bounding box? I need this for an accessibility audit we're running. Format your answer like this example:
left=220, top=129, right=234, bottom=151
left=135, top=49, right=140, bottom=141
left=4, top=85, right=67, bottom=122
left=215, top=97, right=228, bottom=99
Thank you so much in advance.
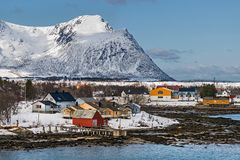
left=210, top=114, right=240, bottom=120
left=0, top=144, right=240, bottom=160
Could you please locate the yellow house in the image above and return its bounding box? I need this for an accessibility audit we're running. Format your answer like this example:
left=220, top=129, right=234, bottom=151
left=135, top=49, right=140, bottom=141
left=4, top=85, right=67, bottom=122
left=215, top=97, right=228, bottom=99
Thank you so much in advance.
left=119, top=107, right=132, bottom=118
left=149, top=87, right=172, bottom=102
left=62, top=106, right=81, bottom=118
left=101, top=108, right=120, bottom=118
left=203, top=97, right=230, bottom=106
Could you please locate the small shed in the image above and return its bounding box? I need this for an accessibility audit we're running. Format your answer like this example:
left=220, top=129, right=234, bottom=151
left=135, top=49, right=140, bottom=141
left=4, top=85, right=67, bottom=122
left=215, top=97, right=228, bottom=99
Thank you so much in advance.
left=62, top=106, right=82, bottom=118
left=126, top=103, right=141, bottom=114
left=203, top=97, right=230, bottom=106
left=72, top=110, right=107, bottom=128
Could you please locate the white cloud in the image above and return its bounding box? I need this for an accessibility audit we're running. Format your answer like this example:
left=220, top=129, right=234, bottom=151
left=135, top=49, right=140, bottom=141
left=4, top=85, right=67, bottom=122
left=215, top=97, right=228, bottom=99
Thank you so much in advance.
left=166, top=64, right=240, bottom=81
left=147, top=48, right=192, bottom=62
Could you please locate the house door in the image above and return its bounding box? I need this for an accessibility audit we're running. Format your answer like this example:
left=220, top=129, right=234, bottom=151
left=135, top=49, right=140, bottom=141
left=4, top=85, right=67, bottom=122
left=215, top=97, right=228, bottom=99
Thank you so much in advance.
left=92, top=119, right=97, bottom=127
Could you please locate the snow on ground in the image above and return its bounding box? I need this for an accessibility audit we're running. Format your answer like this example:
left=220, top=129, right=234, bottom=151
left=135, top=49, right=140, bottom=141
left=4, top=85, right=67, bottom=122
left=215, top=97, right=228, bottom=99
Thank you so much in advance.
left=6, top=101, right=178, bottom=133
left=0, top=129, right=16, bottom=135
left=10, top=101, right=72, bottom=128
left=108, top=111, right=178, bottom=130
left=0, top=69, right=30, bottom=78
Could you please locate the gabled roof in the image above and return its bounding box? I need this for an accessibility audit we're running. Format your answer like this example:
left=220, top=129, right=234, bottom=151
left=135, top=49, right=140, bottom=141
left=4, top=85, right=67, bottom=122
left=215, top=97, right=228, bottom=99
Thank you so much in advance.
left=33, top=100, right=58, bottom=106
left=129, top=103, right=141, bottom=109
left=79, top=97, right=97, bottom=103
left=49, top=91, right=76, bottom=102
left=40, top=101, right=58, bottom=106
left=101, top=101, right=125, bottom=112
left=157, top=85, right=181, bottom=91
left=179, top=87, right=196, bottom=92
left=73, top=110, right=98, bottom=119
left=76, top=98, right=85, bottom=105
left=63, top=106, right=82, bottom=111
left=79, top=103, right=98, bottom=110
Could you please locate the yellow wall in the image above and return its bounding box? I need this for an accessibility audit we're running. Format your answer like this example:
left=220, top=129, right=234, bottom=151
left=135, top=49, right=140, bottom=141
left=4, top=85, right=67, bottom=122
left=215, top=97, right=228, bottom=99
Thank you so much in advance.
left=102, top=108, right=122, bottom=118
left=150, top=87, right=172, bottom=97
left=62, top=108, right=75, bottom=117
left=203, top=99, right=230, bottom=105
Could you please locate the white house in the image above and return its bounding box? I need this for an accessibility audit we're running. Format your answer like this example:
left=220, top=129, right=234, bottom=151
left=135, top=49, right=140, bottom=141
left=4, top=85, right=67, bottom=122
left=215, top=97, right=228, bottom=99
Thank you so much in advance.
left=32, top=101, right=59, bottom=113
left=178, top=87, right=198, bottom=101
left=216, top=90, right=230, bottom=97
left=43, top=91, right=76, bottom=109
left=233, top=95, right=240, bottom=107
left=119, top=90, right=149, bottom=104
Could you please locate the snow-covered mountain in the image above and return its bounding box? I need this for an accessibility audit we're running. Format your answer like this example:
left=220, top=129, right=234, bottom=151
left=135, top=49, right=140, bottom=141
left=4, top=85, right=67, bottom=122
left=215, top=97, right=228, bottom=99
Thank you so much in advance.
left=0, top=15, right=173, bottom=81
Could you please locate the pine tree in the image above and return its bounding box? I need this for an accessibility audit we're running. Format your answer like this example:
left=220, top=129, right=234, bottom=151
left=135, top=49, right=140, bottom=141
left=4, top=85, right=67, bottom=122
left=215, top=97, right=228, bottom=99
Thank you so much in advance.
left=200, top=84, right=217, bottom=98
left=26, top=80, right=36, bottom=100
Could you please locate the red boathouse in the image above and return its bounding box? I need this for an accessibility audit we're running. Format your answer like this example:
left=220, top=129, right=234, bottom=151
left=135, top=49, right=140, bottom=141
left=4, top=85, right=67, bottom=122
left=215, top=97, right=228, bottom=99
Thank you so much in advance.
left=72, top=110, right=107, bottom=128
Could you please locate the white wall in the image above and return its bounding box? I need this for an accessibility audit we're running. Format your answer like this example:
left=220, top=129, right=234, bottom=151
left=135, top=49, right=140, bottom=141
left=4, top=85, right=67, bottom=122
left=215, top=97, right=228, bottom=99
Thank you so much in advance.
left=178, top=95, right=197, bottom=101
left=32, top=102, right=46, bottom=112
left=56, top=101, right=75, bottom=109
left=32, top=102, right=59, bottom=112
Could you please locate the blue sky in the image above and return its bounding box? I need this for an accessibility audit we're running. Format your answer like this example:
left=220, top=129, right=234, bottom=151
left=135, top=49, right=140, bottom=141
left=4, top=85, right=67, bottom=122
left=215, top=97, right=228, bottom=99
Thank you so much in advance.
left=1, top=0, right=240, bottom=81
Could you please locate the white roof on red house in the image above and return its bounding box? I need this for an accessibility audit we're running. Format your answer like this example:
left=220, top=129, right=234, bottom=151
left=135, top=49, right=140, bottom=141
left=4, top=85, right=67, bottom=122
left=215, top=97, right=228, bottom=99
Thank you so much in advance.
left=73, top=110, right=98, bottom=119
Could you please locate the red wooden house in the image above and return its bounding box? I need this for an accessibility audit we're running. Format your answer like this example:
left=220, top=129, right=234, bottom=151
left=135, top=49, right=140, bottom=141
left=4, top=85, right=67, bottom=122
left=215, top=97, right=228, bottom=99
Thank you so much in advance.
left=72, top=110, right=107, bottom=128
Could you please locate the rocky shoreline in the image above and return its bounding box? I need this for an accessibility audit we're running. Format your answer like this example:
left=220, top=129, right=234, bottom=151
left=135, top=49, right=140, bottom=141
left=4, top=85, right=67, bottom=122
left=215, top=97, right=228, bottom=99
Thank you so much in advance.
left=1, top=106, right=240, bottom=150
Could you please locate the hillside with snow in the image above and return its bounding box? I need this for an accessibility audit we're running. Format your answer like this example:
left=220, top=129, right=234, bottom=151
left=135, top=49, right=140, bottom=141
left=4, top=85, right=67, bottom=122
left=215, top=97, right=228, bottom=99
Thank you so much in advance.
left=0, top=15, right=173, bottom=81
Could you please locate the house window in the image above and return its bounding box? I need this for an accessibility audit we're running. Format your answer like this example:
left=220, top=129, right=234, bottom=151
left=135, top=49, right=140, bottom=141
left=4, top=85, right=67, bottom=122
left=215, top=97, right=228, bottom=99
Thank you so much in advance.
left=158, top=96, right=163, bottom=98
left=36, top=105, right=41, bottom=109
left=158, top=91, right=163, bottom=94
left=50, top=105, right=55, bottom=109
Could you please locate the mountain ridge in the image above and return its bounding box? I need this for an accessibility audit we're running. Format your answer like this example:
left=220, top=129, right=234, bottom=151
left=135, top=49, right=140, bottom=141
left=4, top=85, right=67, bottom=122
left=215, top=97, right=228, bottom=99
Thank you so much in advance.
left=0, top=15, right=174, bottom=81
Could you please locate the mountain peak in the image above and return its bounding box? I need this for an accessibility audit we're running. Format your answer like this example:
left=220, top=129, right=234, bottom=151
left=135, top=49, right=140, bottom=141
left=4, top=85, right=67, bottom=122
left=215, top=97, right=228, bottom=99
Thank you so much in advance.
left=62, top=15, right=113, bottom=35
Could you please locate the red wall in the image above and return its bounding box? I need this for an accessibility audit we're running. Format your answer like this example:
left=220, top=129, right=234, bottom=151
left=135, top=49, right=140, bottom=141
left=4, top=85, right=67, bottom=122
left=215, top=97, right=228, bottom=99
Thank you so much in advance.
left=73, top=118, right=93, bottom=127
left=72, top=111, right=108, bottom=128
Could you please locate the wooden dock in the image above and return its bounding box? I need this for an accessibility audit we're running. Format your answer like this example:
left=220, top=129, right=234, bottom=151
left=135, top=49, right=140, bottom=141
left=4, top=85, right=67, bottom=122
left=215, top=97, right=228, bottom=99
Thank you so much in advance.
left=43, top=126, right=127, bottom=137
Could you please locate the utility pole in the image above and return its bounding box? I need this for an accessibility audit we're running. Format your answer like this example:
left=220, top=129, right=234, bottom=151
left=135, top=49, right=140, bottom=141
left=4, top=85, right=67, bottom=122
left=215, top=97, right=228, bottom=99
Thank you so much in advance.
left=213, top=77, right=216, bottom=86
left=25, top=80, right=27, bottom=107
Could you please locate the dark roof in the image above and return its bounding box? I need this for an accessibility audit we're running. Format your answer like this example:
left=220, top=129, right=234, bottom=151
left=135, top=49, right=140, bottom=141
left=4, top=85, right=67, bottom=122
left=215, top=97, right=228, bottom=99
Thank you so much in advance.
left=123, top=89, right=149, bottom=95
left=99, top=101, right=123, bottom=111
left=179, top=87, right=196, bottom=92
left=39, top=101, right=58, bottom=106
left=80, top=97, right=98, bottom=103
left=49, top=91, right=76, bottom=102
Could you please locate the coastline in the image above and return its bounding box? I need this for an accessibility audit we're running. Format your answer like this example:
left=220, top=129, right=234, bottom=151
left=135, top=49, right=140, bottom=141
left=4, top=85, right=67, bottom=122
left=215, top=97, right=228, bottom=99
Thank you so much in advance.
left=1, top=106, right=240, bottom=151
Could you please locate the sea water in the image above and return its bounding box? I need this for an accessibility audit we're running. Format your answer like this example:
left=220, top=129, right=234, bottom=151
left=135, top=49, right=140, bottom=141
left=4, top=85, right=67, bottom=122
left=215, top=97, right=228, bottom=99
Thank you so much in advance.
left=210, top=114, right=240, bottom=120
left=0, top=144, right=240, bottom=160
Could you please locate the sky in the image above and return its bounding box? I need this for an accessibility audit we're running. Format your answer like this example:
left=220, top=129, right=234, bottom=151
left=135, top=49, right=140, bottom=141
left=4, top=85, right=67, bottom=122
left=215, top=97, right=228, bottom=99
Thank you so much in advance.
left=0, top=0, right=240, bottom=81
